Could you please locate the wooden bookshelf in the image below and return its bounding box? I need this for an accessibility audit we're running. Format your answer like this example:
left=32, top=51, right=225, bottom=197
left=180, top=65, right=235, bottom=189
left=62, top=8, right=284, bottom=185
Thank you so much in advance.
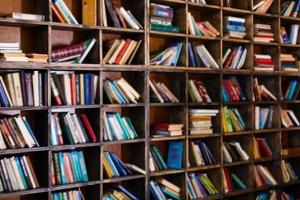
left=0, top=0, right=300, bottom=199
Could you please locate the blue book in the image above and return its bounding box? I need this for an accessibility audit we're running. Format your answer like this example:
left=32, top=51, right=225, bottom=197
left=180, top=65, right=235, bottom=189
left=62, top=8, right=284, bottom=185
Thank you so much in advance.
left=110, top=153, right=127, bottom=176
left=189, top=173, right=207, bottom=197
left=112, top=153, right=132, bottom=175
left=221, top=87, right=229, bottom=102
left=71, top=151, right=82, bottom=182
left=53, top=193, right=60, bottom=200
left=153, top=146, right=168, bottom=170
left=15, top=157, right=29, bottom=189
left=171, top=43, right=183, bottom=66
left=187, top=178, right=196, bottom=199
left=78, top=151, right=89, bottom=182
left=116, top=184, right=139, bottom=200
left=0, top=81, right=10, bottom=107
left=227, top=21, right=245, bottom=26
left=188, top=42, right=197, bottom=67
left=22, top=117, right=39, bottom=146
left=109, top=80, right=128, bottom=104
left=288, top=80, right=298, bottom=100
left=58, top=152, right=67, bottom=184
left=293, top=0, right=300, bottom=16
left=104, top=152, right=120, bottom=177
left=167, top=141, right=183, bottom=169
left=84, top=73, right=90, bottom=105
left=231, top=173, right=246, bottom=190
left=225, top=25, right=246, bottom=32
left=150, top=181, right=164, bottom=200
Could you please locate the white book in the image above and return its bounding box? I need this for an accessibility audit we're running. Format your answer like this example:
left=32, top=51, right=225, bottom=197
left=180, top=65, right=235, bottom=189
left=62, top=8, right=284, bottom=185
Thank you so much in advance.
left=5, top=158, right=19, bottom=191
left=255, top=106, right=260, bottom=130
left=71, top=114, right=86, bottom=143
left=0, top=131, right=7, bottom=150
left=56, top=0, right=79, bottom=24
left=8, top=12, right=45, bottom=22
left=12, top=72, right=24, bottom=106
left=125, top=163, right=146, bottom=175
left=102, top=0, right=107, bottom=26
left=231, top=46, right=242, bottom=68
left=119, top=7, right=140, bottom=30
left=32, top=71, right=40, bottom=106
left=10, top=157, right=25, bottom=190
left=225, top=16, right=246, bottom=23
left=199, top=45, right=219, bottom=68
left=189, top=80, right=203, bottom=102
left=287, top=110, right=300, bottom=126
left=222, top=48, right=232, bottom=65
left=255, top=54, right=272, bottom=59
left=50, top=114, right=59, bottom=145
left=14, top=116, right=35, bottom=147
left=21, top=156, right=37, bottom=188
left=231, top=142, right=249, bottom=160
left=77, top=38, right=96, bottom=64
left=0, top=43, right=20, bottom=49
left=222, top=145, right=233, bottom=163
left=237, top=48, right=247, bottom=69
left=187, top=12, right=196, bottom=35
left=0, top=76, right=13, bottom=106
left=108, top=40, right=126, bottom=64
left=189, top=109, right=218, bottom=114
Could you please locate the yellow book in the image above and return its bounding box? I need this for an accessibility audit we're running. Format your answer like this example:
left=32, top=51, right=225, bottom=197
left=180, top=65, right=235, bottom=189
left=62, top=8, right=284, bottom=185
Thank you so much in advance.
left=82, top=0, right=97, bottom=26
left=221, top=107, right=228, bottom=133
left=103, top=154, right=114, bottom=178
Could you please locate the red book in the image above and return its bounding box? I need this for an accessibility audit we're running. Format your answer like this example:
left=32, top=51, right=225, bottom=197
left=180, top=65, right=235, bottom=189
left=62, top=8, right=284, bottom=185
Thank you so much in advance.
left=255, top=59, right=273, bottom=65
left=223, top=168, right=232, bottom=192
left=80, top=114, right=97, bottom=142
left=51, top=43, right=84, bottom=60
left=222, top=80, right=234, bottom=102
left=70, top=73, right=76, bottom=105
left=224, top=47, right=238, bottom=69
left=115, top=7, right=127, bottom=28
left=256, top=138, right=272, bottom=157
left=228, top=79, right=240, bottom=102
left=115, top=39, right=131, bottom=64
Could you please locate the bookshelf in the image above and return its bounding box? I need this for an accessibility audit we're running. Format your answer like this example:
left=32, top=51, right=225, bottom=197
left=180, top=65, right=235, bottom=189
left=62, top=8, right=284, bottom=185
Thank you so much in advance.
left=0, top=0, right=300, bottom=199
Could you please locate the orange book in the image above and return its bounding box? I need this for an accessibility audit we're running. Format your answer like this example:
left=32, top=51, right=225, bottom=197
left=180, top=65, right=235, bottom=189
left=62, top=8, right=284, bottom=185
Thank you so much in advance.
left=52, top=4, right=66, bottom=23
left=70, top=73, right=76, bottom=105
left=115, top=39, right=131, bottom=64
left=63, top=153, right=73, bottom=183
left=82, top=0, right=97, bottom=26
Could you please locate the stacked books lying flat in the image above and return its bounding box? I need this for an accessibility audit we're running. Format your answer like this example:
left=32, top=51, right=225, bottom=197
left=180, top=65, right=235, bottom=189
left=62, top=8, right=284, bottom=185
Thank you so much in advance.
left=188, top=80, right=211, bottom=103
left=188, top=43, right=219, bottom=68
left=50, top=113, right=97, bottom=145
left=51, top=72, right=99, bottom=106
left=103, top=151, right=145, bottom=179
left=187, top=13, right=220, bottom=37
left=254, top=24, right=274, bottom=43
left=254, top=78, right=277, bottom=101
left=103, top=39, right=142, bottom=65
left=150, top=43, right=183, bottom=66
left=254, top=54, right=274, bottom=71
left=51, top=39, right=96, bottom=63
left=52, top=190, right=83, bottom=200
left=281, top=109, right=300, bottom=128
left=0, top=115, right=39, bottom=149
left=281, top=54, right=298, bottom=71
left=0, top=71, right=46, bottom=107
left=253, top=137, right=273, bottom=159
left=103, top=112, right=138, bottom=141
left=224, top=16, right=247, bottom=39
left=256, top=191, right=277, bottom=200
left=149, top=142, right=183, bottom=172
left=51, top=151, right=88, bottom=186
left=285, top=79, right=300, bottom=100
left=222, top=106, right=247, bottom=133
left=281, top=0, right=300, bottom=17
left=103, top=0, right=142, bottom=29
left=151, top=123, right=183, bottom=137
left=189, top=109, right=218, bottom=135
left=6, top=12, right=45, bottom=22
left=187, top=173, right=218, bottom=199
left=281, top=160, right=298, bottom=183
left=103, top=78, right=140, bottom=104
left=26, top=54, right=48, bottom=63
left=254, top=165, right=277, bottom=187
left=103, top=184, right=139, bottom=200
left=0, top=155, right=39, bottom=192
left=253, top=0, right=273, bottom=13
left=150, top=79, right=179, bottom=103
left=150, top=179, right=181, bottom=200
left=222, top=46, right=247, bottom=69
left=222, top=77, right=246, bottom=102
left=281, top=25, right=299, bottom=45
left=52, top=0, right=78, bottom=24
left=150, top=3, right=179, bottom=33
left=281, top=192, right=296, bottom=200
left=223, top=141, right=249, bottom=163
left=255, top=106, right=274, bottom=130
left=189, top=141, right=217, bottom=166
left=222, top=168, right=247, bottom=193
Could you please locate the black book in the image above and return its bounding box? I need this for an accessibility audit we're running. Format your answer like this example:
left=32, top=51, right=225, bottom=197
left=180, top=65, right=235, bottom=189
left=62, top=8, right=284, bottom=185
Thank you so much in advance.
left=0, top=164, right=8, bottom=191
left=24, top=73, right=34, bottom=106
left=191, top=43, right=203, bottom=67
left=59, top=113, right=74, bottom=144
left=52, top=73, right=67, bottom=105
left=104, top=0, right=121, bottom=27
left=225, top=143, right=240, bottom=161
left=19, top=71, right=28, bottom=106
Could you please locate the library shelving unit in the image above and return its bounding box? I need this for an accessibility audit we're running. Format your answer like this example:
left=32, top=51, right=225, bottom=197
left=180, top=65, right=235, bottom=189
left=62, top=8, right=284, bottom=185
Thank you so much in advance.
left=0, top=0, right=300, bottom=200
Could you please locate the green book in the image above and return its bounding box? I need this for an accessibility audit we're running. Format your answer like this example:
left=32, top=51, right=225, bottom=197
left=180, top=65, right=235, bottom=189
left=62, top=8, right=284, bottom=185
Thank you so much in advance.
left=78, top=151, right=89, bottom=182
left=231, top=173, right=246, bottom=190
left=161, top=186, right=181, bottom=200
left=151, top=23, right=180, bottom=33
left=53, top=153, right=62, bottom=185
left=115, top=113, right=131, bottom=140
left=152, top=146, right=168, bottom=170
left=123, top=117, right=138, bottom=139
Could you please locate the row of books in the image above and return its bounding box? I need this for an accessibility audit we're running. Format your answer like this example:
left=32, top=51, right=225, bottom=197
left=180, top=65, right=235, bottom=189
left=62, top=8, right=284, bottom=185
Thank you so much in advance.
left=255, top=106, right=274, bottom=130
left=150, top=42, right=183, bottom=67
left=257, top=191, right=296, bottom=200
left=103, top=0, right=142, bottom=29
left=151, top=123, right=183, bottom=138
left=254, top=23, right=274, bottom=43
left=222, top=168, right=247, bottom=193
left=188, top=44, right=219, bottom=68
left=0, top=71, right=46, bottom=107
left=189, top=141, right=217, bottom=166
left=222, top=106, right=247, bottom=133
left=281, top=0, right=300, bottom=17
left=188, top=80, right=211, bottom=103
left=52, top=0, right=78, bottom=24
left=187, top=13, right=220, bottom=37
left=222, top=76, right=246, bottom=102
left=187, top=173, right=218, bottom=199
left=281, top=25, right=299, bottom=45
left=0, top=115, right=39, bottom=150
left=285, top=79, right=300, bottom=100
left=254, top=164, right=277, bottom=187
left=281, top=109, right=300, bottom=128
left=149, top=142, right=183, bottom=172
left=281, top=53, right=298, bottom=72
left=50, top=113, right=97, bottom=145
left=103, top=184, right=138, bottom=200
left=224, top=16, right=246, bottom=39
left=223, top=141, right=249, bottom=163
left=254, top=78, right=277, bottom=101
left=51, top=72, right=98, bottom=106
left=104, top=78, right=140, bottom=104
left=281, top=160, right=298, bottom=183
left=222, top=46, right=247, bottom=69
left=103, top=112, right=138, bottom=141
left=52, top=190, right=83, bottom=200
left=189, top=109, right=218, bottom=135
left=150, top=79, right=179, bottom=103
left=255, top=54, right=274, bottom=71
left=253, top=0, right=273, bottom=13
left=150, top=179, right=181, bottom=200
left=0, top=156, right=39, bottom=192
left=253, top=137, right=273, bottom=159
left=51, top=151, right=88, bottom=186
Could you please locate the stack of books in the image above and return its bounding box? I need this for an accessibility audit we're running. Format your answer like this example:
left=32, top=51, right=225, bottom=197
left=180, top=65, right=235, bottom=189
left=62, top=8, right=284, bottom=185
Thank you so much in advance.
left=0, top=156, right=39, bottom=192
left=256, top=191, right=277, bottom=200
left=189, top=109, right=219, bottom=135
left=222, top=106, right=247, bottom=133
left=150, top=43, right=183, bottom=66
left=223, top=141, right=249, bottom=163
left=285, top=80, right=300, bottom=100
left=26, top=53, right=48, bottom=63
left=222, top=168, right=247, bottom=193
left=189, top=141, right=217, bottom=166
left=253, top=137, right=273, bottom=159
left=253, top=0, right=273, bottom=13
left=224, top=16, right=247, bottom=39
left=254, top=23, right=274, bottom=43
left=281, top=109, right=300, bottom=128
left=0, top=42, right=29, bottom=62
left=281, top=25, right=299, bottom=45
left=222, top=46, right=247, bottom=69
left=103, top=39, right=142, bottom=65
left=150, top=3, right=179, bottom=33
left=103, top=78, right=140, bottom=104
left=150, top=179, right=181, bottom=200
left=150, top=79, right=179, bottom=103
left=281, top=160, right=298, bottom=183
left=0, top=115, right=39, bottom=149
left=0, top=71, right=46, bottom=107
left=51, top=0, right=78, bottom=24
left=188, top=80, right=211, bottom=103
left=50, top=113, right=97, bottom=145
left=254, top=165, right=277, bottom=187
left=254, top=54, right=274, bottom=71
left=189, top=44, right=219, bottom=68
left=51, top=39, right=96, bottom=63
left=222, top=77, right=247, bottom=102
left=281, top=0, right=300, bottom=17
left=103, top=0, right=142, bottom=29
left=103, top=112, right=138, bottom=141
left=6, top=12, right=45, bottom=22
left=281, top=54, right=298, bottom=71
left=187, top=13, right=220, bottom=37
left=253, top=78, right=277, bottom=101
left=255, top=106, right=274, bottom=130
left=187, top=173, right=218, bottom=198
left=51, top=72, right=98, bottom=106
left=103, top=184, right=139, bottom=200
left=52, top=190, right=83, bottom=200
left=151, top=123, right=183, bottom=137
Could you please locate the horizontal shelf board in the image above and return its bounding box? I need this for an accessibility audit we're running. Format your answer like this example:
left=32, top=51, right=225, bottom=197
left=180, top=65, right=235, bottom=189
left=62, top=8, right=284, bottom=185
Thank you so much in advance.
left=50, top=143, right=101, bottom=151
left=102, top=64, right=146, bottom=71
left=222, top=7, right=252, bottom=14
left=188, top=35, right=220, bottom=41
left=222, top=38, right=251, bottom=44
left=187, top=164, right=221, bottom=172
left=102, top=174, right=145, bottom=183
left=188, top=102, right=220, bottom=106
left=149, top=102, right=185, bottom=106
left=0, top=188, right=49, bottom=198
left=281, top=179, right=300, bottom=187
left=254, top=128, right=280, bottom=134
left=188, top=134, right=221, bottom=139
left=0, top=18, right=49, bottom=27
left=222, top=131, right=253, bottom=136
left=50, top=22, right=98, bottom=31
left=101, top=138, right=146, bottom=145
left=102, top=103, right=145, bottom=108
left=50, top=181, right=101, bottom=192
left=102, top=26, right=145, bottom=34
left=0, top=61, right=49, bottom=69
left=223, top=160, right=252, bottom=167
left=50, top=63, right=101, bottom=70
left=50, top=105, right=101, bottom=109
left=0, top=147, right=49, bottom=155
left=150, top=169, right=185, bottom=177
left=223, top=188, right=253, bottom=197
left=253, top=157, right=280, bottom=163
left=187, top=2, right=221, bottom=10
left=253, top=185, right=278, bottom=192
left=253, top=12, right=279, bottom=18
left=150, top=136, right=186, bottom=142
left=0, top=106, right=49, bottom=111
left=150, top=30, right=186, bottom=38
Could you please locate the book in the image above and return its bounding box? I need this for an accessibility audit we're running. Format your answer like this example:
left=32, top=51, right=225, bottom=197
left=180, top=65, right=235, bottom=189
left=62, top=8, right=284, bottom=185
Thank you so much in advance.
left=254, top=165, right=277, bottom=186
left=82, top=0, right=97, bottom=26
left=253, top=78, right=277, bottom=101
left=149, top=79, right=179, bottom=103
left=150, top=145, right=168, bottom=172
left=190, top=141, right=217, bottom=166
left=187, top=12, right=220, bottom=37
left=187, top=173, right=218, bottom=198
left=6, top=12, right=45, bottom=22
left=224, top=16, right=247, bottom=39
left=222, top=106, right=247, bottom=133
left=254, top=54, right=274, bottom=71
left=52, top=0, right=78, bottom=24
left=222, top=76, right=247, bottom=102
left=150, top=179, right=181, bottom=200
left=52, top=190, right=84, bottom=200
left=167, top=141, right=183, bottom=169
left=223, top=46, right=247, bottom=69
left=223, top=141, right=249, bottom=163
left=281, top=109, right=300, bottom=128
left=254, top=23, right=275, bottom=43
left=150, top=43, right=183, bottom=66
left=253, top=0, right=273, bottom=13
left=151, top=123, right=183, bottom=137
left=103, top=184, right=139, bottom=200
left=255, top=106, right=274, bottom=130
